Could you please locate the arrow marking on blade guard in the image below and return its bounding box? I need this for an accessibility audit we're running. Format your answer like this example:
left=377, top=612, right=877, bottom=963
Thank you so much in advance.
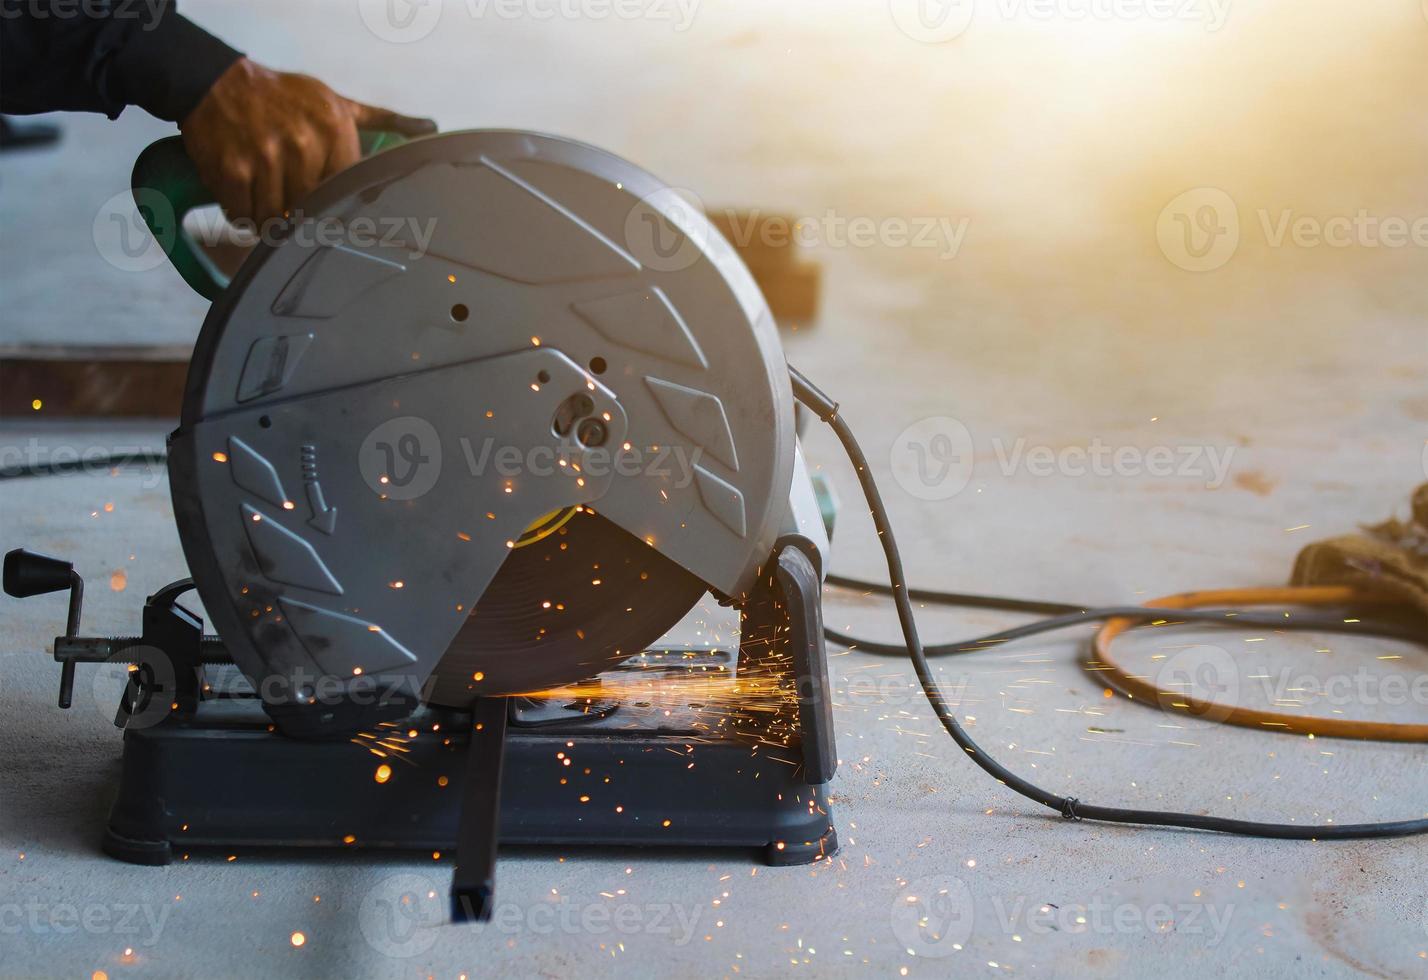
left=301, top=445, right=338, bottom=535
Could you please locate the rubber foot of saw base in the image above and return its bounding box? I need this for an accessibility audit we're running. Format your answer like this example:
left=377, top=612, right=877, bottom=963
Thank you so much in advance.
left=101, top=828, right=172, bottom=866
left=764, top=826, right=839, bottom=868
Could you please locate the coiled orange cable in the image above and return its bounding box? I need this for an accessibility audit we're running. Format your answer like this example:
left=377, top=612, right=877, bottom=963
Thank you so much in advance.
left=1090, top=586, right=1428, bottom=742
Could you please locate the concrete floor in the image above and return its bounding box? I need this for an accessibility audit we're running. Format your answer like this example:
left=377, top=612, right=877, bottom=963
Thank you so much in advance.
left=2, top=2, right=1427, bottom=978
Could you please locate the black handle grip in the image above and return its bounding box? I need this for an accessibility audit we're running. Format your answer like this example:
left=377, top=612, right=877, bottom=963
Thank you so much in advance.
left=3, top=549, right=74, bottom=598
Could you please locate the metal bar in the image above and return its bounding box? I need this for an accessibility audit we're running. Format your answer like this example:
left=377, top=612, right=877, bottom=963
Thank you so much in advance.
left=450, top=697, right=509, bottom=923
left=54, top=636, right=230, bottom=665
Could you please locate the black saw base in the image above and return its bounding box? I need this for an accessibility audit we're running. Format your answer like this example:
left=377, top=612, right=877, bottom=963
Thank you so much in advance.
left=7, top=540, right=837, bottom=921
left=102, top=692, right=839, bottom=869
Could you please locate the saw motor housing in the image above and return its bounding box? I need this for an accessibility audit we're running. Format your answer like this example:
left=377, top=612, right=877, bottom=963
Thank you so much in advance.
left=164, top=130, right=828, bottom=734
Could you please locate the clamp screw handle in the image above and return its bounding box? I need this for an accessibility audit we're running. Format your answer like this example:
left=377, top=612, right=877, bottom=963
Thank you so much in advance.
left=3, top=548, right=73, bottom=598
left=4, top=548, right=85, bottom=708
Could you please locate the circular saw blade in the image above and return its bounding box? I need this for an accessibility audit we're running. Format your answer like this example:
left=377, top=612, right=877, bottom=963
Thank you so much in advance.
left=427, top=507, right=707, bottom=706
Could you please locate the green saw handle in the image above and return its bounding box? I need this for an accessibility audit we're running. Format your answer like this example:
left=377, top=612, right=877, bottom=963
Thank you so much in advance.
left=131, top=130, right=410, bottom=301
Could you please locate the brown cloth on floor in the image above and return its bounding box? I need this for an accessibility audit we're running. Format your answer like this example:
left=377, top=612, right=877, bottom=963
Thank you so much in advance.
left=1291, top=483, right=1428, bottom=617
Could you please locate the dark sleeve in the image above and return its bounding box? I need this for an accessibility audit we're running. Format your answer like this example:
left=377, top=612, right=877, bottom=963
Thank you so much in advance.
left=0, top=0, right=243, bottom=122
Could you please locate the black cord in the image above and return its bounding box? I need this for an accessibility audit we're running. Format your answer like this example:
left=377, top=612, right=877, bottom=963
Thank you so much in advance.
left=789, top=364, right=1428, bottom=841
left=825, top=572, right=1082, bottom=615
left=822, top=594, right=1425, bottom=657
left=824, top=572, right=1424, bottom=649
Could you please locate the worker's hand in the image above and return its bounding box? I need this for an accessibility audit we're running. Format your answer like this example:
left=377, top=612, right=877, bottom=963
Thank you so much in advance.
left=179, top=57, right=435, bottom=227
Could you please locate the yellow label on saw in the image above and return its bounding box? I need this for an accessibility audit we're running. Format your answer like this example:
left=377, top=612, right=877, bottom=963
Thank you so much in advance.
left=514, top=507, right=579, bottom=548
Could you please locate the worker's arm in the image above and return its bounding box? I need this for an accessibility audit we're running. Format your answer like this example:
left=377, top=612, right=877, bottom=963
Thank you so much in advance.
left=0, top=0, right=242, bottom=121
left=0, top=0, right=434, bottom=224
